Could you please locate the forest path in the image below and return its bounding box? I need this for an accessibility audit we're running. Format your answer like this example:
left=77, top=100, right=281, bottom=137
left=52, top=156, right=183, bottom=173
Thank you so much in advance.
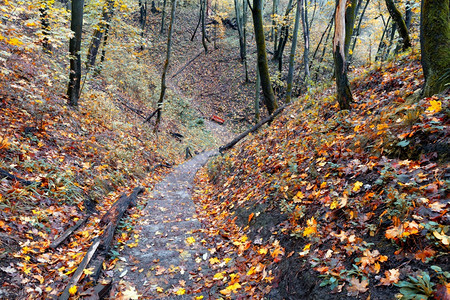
left=112, top=150, right=221, bottom=298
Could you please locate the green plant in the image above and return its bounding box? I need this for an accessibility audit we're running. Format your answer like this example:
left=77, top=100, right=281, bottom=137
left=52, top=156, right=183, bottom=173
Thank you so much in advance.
left=396, top=271, right=435, bottom=300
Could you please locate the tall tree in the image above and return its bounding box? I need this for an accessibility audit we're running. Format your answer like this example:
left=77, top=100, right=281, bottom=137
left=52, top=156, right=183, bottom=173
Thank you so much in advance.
left=86, top=0, right=115, bottom=70
left=273, top=0, right=294, bottom=72
left=286, top=0, right=301, bottom=103
left=39, top=0, right=52, bottom=52
left=67, top=0, right=84, bottom=106
left=234, top=0, right=249, bottom=81
left=385, top=0, right=411, bottom=50
left=420, top=0, right=450, bottom=96
left=251, top=0, right=278, bottom=114
left=160, top=0, right=167, bottom=34
left=301, top=0, right=310, bottom=79
left=155, top=0, right=177, bottom=129
left=333, top=0, right=353, bottom=110
left=344, top=0, right=358, bottom=59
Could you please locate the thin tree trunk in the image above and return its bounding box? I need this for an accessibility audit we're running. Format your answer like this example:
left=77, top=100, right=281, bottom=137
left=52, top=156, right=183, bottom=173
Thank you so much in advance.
left=39, top=0, right=51, bottom=52
left=100, top=21, right=110, bottom=65
left=405, top=0, right=412, bottom=29
left=252, top=0, right=278, bottom=114
left=349, top=0, right=370, bottom=63
left=375, top=16, right=391, bottom=61
left=286, top=0, right=301, bottom=103
left=301, top=0, right=310, bottom=80
left=255, top=65, right=260, bottom=122
left=272, top=0, right=294, bottom=62
left=190, top=0, right=202, bottom=41
left=155, top=0, right=177, bottom=129
left=344, top=0, right=358, bottom=59
left=86, top=0, right=114, bottom=69
left=243, top=0, right=249, bottom=82
left=273, top=0, right=279, bottom=52
left=308, top=0, right=317, bottom=29
left=235, top=0, right=245, bottom=60
left=333, top=0, right=353, bottom=110
left=421, top=0, right=450, bottom=96
left=201, top=0, right=208, bottom=53
left=385, top=0, right=411, bottom=50
left=67, top=0, right=84, bottom=106
left=160, top=0, right=167, bottom=34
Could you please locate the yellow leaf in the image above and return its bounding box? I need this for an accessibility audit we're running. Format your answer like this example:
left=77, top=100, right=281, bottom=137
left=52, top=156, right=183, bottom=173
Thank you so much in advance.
left=259, top=247, right=268, bottom=255
left=185, top=236, right=195, bottom=245
left=427, top=100, right=442, bottom=113
left=194, top=296, right=204, bottom=300
left=433, top=231, right=450, bottom=245
left=175, top=288, right=185, bottom=295
left=209, top=257, right=220, bottom=265
left=8, top=37, right=23, bottom=46
left=352, top=181, right=363, bottom=192
left=156, top=287, right=163, bottom=293
left=83, top=267, right=94, bottom=275
left=214, top=272, right=225, bottom=280
left=69, top=285, right=77, bottom=296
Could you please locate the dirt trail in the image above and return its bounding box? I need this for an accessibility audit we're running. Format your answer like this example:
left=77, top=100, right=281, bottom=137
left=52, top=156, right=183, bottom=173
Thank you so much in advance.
left=112, top=150, right=222, bottom=298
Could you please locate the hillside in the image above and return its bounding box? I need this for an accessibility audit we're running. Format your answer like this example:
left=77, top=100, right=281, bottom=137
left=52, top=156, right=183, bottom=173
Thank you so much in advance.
left=193, top=53, right=449, bottom=299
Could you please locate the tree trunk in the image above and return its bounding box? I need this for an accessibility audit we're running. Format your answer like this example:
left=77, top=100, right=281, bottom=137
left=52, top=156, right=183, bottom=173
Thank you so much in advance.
left=349, top=0, right=370, bottom=63
left=252, top=0, right=278, bottom=114
left=301, top=0, right=310, bottom=80
left=385, top=0, right=411, bottom=50
left=201, top=0, right=209, bottom=53
left=100, top=21, right=110, bottom=65
left=243, top=0, right=249, bottom=82
left=86, top=0, right=114, bottom=70
left=39, top=0, right=51, bottom=52
left=344, top=0, right=358, bottom=59
left=333, top=0, right=353, bottom=110
left=420, top=0, right=450, bottom=97
left=67, top=0, right=84, bottom=107
left=375, top=16, right=391, bottom=61
left=160, top=0, right=167, bottom=34
left=272, top=0, right=294, bottom=62
left=235, top=0, right=245, bottom=60
left=155, top=0, right=177, bottom=129
left=286, top=0, right=301, bottom=103
left=273, top=0, right=279, bottom=52
left=255, top=65, right=261, bottom=122
left=405, top=0, right=412, bottom=29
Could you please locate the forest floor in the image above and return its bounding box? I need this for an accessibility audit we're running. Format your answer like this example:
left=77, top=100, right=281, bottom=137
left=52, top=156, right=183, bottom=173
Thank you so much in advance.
left=0, top=1, right=449, bottom=299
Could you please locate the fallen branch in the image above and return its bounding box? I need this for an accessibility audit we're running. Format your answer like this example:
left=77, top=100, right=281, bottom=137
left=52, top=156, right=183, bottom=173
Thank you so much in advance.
left=219, top=105, right=287, bottom=153
left=59, top=238, right=101, bottom=300
left=0, top=169, right=41, bottom=187
left=171, top=50, right=203, bottom=79
left=59, top=187, right=144, bottom=300
left=143, top=108, right=161, bottom=123
left=50, top=215, right=90, bottom=249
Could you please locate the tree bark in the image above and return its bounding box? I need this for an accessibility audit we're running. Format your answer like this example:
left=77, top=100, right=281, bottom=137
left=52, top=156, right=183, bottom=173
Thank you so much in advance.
left=243, top=0, right=249, bottom=82
left=385, top=0, right=411, bottom=50
left=86, top=0, right=114, bottom=70
left=252, top=0, right=278, bottom=114
left=39, top=0, right=51, bottom=52
left=405, top=0, right=412, bottom=29
left=344, top=0, right=358, bottom=59
left=420, top=0, right=450, bottom=97
left=286, top=0, right=301, bottom=103
left=349, top=0, right=370, bottom=63
left=272, top=0, right=294, bottom=63
left=201, top=0, right=209, bottom=53
left=67, top=0, right=84, bottom=106
left=160, top=0, right=167, bottom=34
left=333, top=0, right=353, bottom=110
left=301, top=0, right=310, bottom=80
left=155, top=0, right=177, bottom=129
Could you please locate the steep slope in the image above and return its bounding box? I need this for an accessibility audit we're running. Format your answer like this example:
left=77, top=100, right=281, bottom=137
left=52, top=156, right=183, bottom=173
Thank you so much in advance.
left=193, top=53, right=449, bottom=299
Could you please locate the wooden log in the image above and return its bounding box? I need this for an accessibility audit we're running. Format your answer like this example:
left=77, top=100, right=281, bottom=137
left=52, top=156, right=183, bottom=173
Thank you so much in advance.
left=59, top=187, right=144, bottom=299
left=219, top=105, right=287, bottom=153
left=59, top=238, right=101, bottom=300
left=50, top=215, right=90, bottom=249
left=143, top=108, right=161, bottom=123
left=0, top=169, right=41, bottom=187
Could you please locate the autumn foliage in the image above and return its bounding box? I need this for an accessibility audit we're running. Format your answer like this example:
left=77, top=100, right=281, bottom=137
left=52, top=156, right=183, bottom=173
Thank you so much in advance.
left=193, top=53, right=449, bottom=299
